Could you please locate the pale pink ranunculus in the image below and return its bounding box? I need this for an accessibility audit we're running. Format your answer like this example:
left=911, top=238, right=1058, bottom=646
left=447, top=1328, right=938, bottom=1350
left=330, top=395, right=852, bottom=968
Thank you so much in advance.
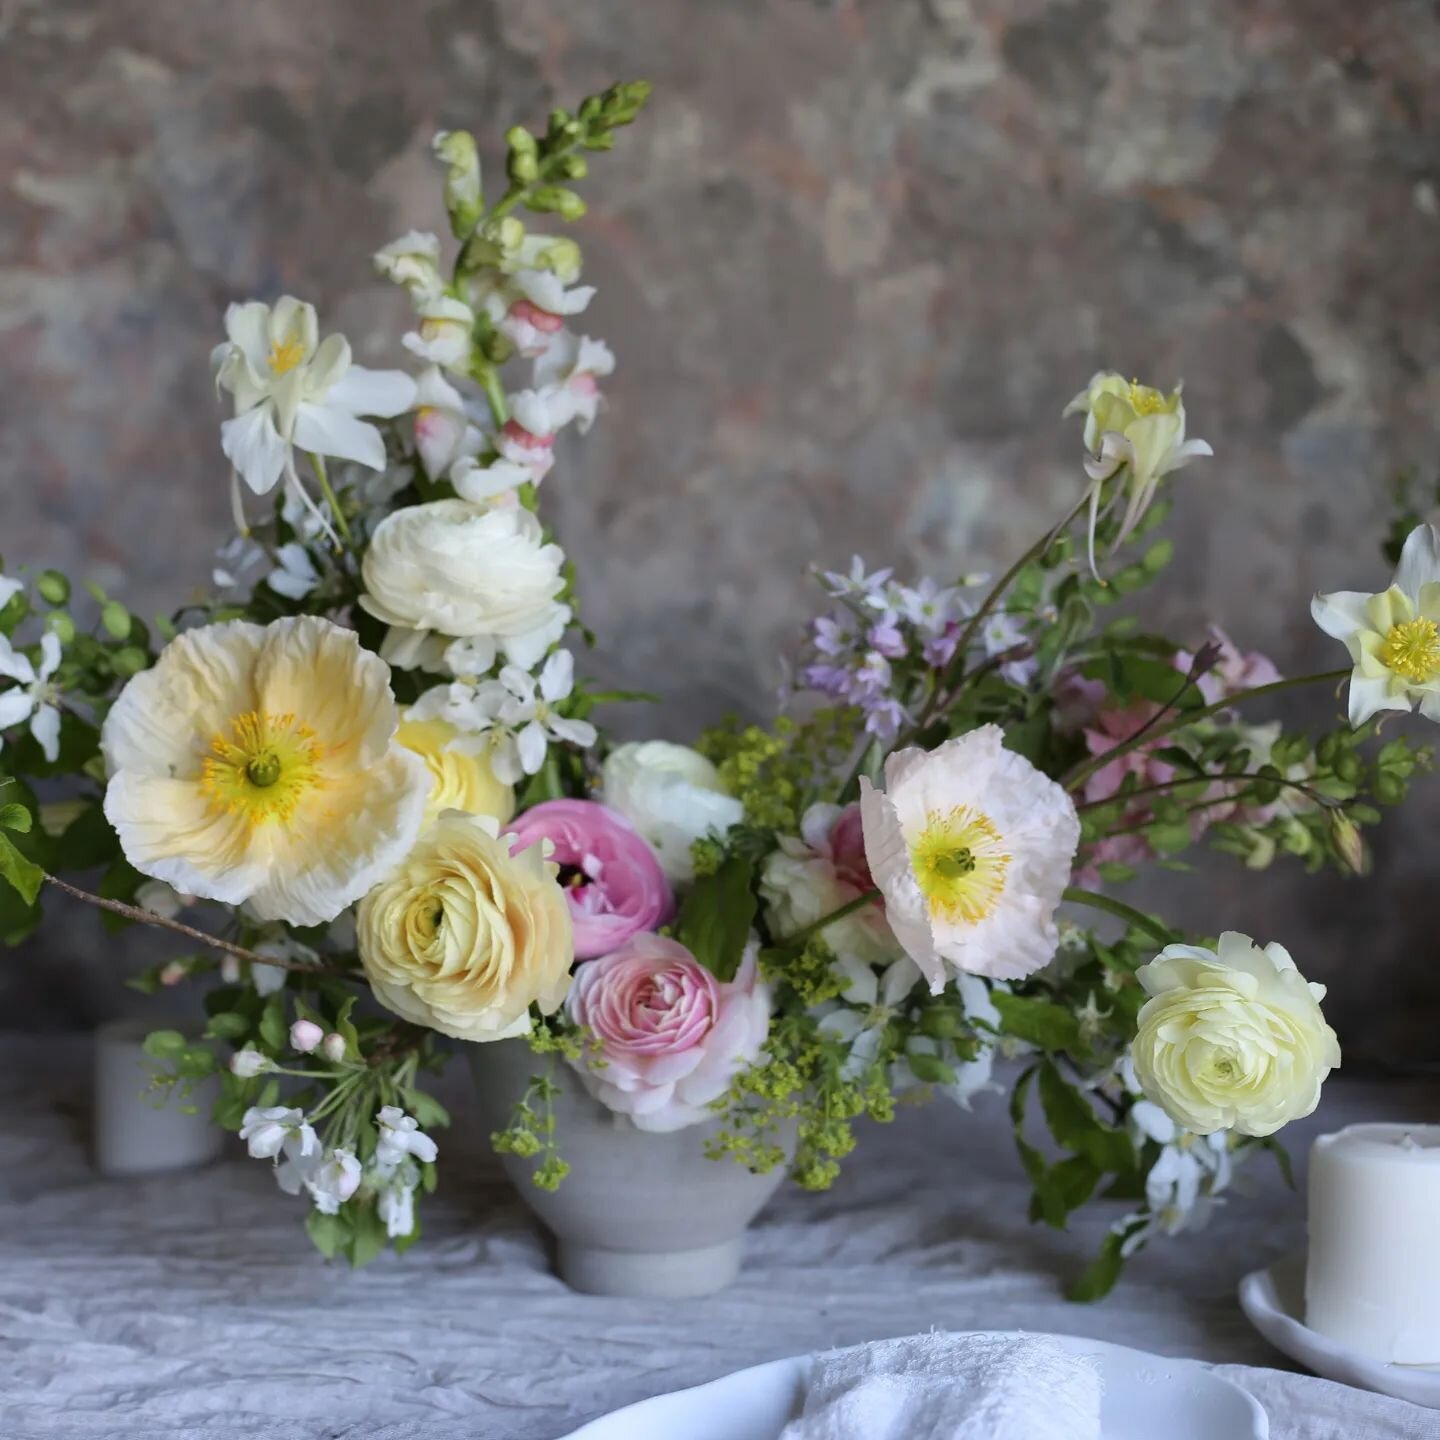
left=564, top=933, right=771, bottom=1132
left=506, top=799, right=672, bottom=960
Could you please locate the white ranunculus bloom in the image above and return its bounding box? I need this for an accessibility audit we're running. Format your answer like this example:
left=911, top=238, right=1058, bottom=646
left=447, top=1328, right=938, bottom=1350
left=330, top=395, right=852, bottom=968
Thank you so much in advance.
left=359, top=499, right=568, bottom=666
left=602, top=740, right=745, bottom=883
left=102, top=616, right=432, bottom=927
left=1312, top=522, right=1440, bottom=727
left=858, top=725, right=1080, bottom=990
left=212, top=296, right=415, bottom=514
left=1131, top=931, right=1340, bottom=1138
left=0, top=630, right=63, bottom=761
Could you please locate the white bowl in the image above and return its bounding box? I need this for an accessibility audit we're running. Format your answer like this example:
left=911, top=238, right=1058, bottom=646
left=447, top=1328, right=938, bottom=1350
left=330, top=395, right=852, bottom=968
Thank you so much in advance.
left=560, top=1331, right=1268, bottom=1439
left=1239, top=1254, right=1440, bottom=1409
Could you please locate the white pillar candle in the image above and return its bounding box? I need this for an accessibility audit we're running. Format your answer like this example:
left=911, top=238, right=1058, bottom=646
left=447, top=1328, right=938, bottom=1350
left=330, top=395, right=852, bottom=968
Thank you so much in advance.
left=1305, top=1123, right=1440, bottom=1364
left=93, top=1019, right=224, bottom=1178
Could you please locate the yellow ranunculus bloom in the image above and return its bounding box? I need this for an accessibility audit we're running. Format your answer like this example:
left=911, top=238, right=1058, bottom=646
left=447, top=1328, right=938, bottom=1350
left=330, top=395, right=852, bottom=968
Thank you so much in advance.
left=101, top=616, right=432, bottom=927
left=357, top=811, right=573, bottom=1042
left=396, top=712, right=515, bottom=829
left=1131, top=932, right=1340, bottom=1138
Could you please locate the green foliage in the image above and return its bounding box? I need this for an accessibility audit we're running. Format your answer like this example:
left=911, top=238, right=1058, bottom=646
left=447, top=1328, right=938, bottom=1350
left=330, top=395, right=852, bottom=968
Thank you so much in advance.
left=673, top=854, right=757, bottom=981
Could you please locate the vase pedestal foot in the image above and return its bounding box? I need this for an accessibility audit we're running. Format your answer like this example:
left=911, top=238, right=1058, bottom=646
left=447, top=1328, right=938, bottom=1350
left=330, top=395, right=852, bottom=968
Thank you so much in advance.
left=556, top=1237, right=744, bottom=1298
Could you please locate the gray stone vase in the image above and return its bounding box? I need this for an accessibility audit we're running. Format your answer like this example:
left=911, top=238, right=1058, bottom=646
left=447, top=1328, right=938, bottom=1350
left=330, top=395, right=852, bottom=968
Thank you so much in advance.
left=468, top=1038, right=793, bottom=1298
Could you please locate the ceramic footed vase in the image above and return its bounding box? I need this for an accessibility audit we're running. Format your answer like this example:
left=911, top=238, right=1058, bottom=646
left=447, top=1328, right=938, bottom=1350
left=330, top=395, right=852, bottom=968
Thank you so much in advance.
left=468, top=1037, right=793, bottom=1298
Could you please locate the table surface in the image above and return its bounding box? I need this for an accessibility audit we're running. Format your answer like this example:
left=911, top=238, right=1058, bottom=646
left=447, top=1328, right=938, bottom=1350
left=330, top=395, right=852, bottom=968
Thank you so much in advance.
left=2, top=1036, right=1437, bottom=1440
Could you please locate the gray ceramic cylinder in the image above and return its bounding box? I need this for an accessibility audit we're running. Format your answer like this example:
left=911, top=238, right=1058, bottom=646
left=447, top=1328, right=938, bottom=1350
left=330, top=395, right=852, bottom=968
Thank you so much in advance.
left=93, top=1019, right=223, bottom=1177
left=469, top=1038, right=793, bottom=1298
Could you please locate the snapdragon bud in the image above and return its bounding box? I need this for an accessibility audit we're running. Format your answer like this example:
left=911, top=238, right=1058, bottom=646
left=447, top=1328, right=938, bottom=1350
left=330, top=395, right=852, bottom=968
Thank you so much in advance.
left=432, top=130, right=483, bottom=238
left=230, top=1047, right=273, bottom=1078
left=320, top=1032, right=347, bottom=1064
left=290, top=1019, right=324, bottom=1054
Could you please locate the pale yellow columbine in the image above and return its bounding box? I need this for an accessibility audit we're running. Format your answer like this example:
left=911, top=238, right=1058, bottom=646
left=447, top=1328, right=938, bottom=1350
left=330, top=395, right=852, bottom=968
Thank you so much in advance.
left=1063, top=372, right=1213, bottom=574
left=396, top=711, right=515, bottom=829
left=1312, top=522, right=1440, bottom=728
left=101, top=616, right=432, bottom=926
left=858, top=725, right=1080, bottom=990
left=1131, top=932, right=1339, bottom=1137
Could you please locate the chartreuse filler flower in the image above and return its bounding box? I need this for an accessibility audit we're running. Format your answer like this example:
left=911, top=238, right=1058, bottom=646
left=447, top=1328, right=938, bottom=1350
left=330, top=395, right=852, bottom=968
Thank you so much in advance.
left=0, top=78, right=1430, bottom=1296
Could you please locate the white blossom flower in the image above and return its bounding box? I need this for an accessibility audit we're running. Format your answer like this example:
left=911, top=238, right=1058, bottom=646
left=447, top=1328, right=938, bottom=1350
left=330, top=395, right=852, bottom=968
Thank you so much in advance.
left=374, top=1106, right=439, bottom=1170
left=229, top=1047, right=272, bottom=1078
left=492, top=650, right=597, bottom=783
left=817, top=956, right=921, bottom=1078
left=266, top=542, right=320, bottom=601
left=403, top=293, right=475, bottom=373
left=377, top=1178, right=417, bottom=1238
left=895, top=975, right=1002, bottom=1107
left=373, top=230, right=444, bottom=298
left=534, top=333, right=615, bottom=433
left=212, top=296, right=415, bottom=526
left=0, top=631, right=62, bottom=761
left=859, top=725, right=1080, bottom=989
left=980, top=612, right=1036, bottom=686
left=1312, top=522, right=1440, bottom=727
left=250, top=931, right=318, bottom=995
left=298, top=1147, right=362, bottom=1214
left=450, top=454, right=533, bottom=504
left=135, top=879, right=195, bottom=920
left=239, top=1105, right=317, bottom=1163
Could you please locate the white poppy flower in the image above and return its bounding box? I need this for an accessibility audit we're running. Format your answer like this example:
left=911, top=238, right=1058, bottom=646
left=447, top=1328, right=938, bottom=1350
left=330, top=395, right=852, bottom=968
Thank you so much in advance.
left=534, top=333, right=615, bottom=433
left=0, top=631, right=63, bottom=762
left=212, top=296, right=415, bottom=516
left=101, top=616, right=432, bottom=927
left=1312, top=522, right=1440, bottom=727
left=859, top=725, right=1080, bottom=989
left=402, top=293, right=475, bottom=373
left=492, top=650, right=597, bottom=782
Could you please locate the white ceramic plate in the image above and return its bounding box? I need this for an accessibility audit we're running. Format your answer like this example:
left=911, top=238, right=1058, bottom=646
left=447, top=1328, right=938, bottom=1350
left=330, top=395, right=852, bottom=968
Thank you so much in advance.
left=1239, top=1253, right=1440, bottom=1410
left=559, top=1331, right=1268, bottom=1439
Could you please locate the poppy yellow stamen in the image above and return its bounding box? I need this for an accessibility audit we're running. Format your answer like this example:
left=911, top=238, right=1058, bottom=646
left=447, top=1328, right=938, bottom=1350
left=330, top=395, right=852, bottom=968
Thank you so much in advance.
left=268, top=336, right=306, bottom=375
left=1380, top=616, right=1440, bottom=684
left=201, top=710, right=325, bottom=827
left=910, top=805, right=1011, bottom=924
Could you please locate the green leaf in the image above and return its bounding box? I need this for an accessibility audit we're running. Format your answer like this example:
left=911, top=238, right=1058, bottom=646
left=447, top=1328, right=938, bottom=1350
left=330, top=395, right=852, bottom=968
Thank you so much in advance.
left=1142, top=539, right=1174, bottom=574
left=101, top=601, right=132, bottom=639
left=905, top=1051, right=958, bottom=1086
left=258, top=994, right=288, bottom=1051
left=1038, top=1061, right=1135, bottom=1173
left=306, top=1208, right=349, bottom=1261
left=992, top=991, right=1081, bottom=1051
left=0, top=832, right=43, bottom=906
left=407, top=1089, right=451, bottom=1130
left=1067, top=1230, right=1128, bottom=1303
left=673, top=854, right=757, bottom=982
left=0, top=803, right=32, bottom=833
left=334, top=995, right=361, bottom=1058
left=57, top=803, right=121, bottom=869
left=204, top=1012, right=252, bottom=1041
left=143, top=1029, right=187, bottom=1061
left=347, top=1201, right=388, bottom=1267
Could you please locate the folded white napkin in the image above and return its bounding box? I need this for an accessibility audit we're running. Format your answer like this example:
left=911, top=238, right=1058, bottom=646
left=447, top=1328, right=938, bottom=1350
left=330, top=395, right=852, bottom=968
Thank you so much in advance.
left=779, top=1332, right=1103, bottom=1440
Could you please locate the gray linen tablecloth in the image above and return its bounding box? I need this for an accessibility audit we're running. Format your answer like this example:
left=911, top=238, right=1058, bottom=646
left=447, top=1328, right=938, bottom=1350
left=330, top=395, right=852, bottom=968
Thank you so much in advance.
left=1, top=1036, right=1436, bottom=1440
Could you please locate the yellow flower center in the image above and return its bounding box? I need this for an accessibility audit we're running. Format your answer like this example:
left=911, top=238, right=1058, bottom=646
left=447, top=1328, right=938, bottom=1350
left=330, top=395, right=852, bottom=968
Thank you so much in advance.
left=200, top=710, right=325, bottom=828
left=1380, top=616, right=1440, bottom=684
left=1127, top=379, right=1168, bottom=416
left=268, top=336, right=306, bottom=375
left=910, top=805, right=1011, bottom=925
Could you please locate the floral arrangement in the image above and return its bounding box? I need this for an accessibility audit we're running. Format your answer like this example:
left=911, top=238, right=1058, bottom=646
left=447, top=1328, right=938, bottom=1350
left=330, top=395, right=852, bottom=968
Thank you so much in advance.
left=2, top=80, right=1432, bottom=1296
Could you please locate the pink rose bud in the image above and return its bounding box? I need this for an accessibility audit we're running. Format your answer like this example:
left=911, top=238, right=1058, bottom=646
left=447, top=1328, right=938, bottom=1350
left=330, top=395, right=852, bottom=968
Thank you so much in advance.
left=290, top=1019, right=324, bottom=1054
left=507, top=799, right=673, bottom=960
left=564, top=933, right=771, bottom=1132
left=320, top=1032, right=347, bottom=1063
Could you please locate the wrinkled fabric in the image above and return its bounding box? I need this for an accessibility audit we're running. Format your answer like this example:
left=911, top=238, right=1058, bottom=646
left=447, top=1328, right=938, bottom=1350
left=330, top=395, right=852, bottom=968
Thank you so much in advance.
left=0, top=1038, right=1434, bottom=1439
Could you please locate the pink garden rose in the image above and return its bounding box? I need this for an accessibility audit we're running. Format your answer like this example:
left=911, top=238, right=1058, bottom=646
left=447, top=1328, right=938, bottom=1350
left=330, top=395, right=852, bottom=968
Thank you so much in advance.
left=507, top=799, right=672, bottom=960
left=564, top=934, right=771, bottom=1132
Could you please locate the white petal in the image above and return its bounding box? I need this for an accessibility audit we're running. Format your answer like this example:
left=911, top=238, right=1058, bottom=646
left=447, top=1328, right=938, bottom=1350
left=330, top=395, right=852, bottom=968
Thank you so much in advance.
left=1347, top=673, right=1410, bottom=728
left=326, top=366, right=417, bottom=419
left=0, top=691, right=35, bottom=729
left=548, top=716, right=596, bottom=749
left=516, top=720, right=548, bottom=775
left=1392, top=523, right=1440, bottom=601
left=30, top=704, right=61, bottom=763
left=539, top=648, right=573, bottom=702
left=1310, top=590, right=1374, bottom=646
left=0, top=638, right=35, bottom=685
left=291, top=403, right=387, bottom=471
left=37, top=631, right=62, bottom=680
left=221, top=405, right=290, bottom=496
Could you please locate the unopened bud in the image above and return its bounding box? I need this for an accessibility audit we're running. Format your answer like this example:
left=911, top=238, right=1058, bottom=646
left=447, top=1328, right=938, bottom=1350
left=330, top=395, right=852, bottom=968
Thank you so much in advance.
left=321, top=1032, right=347, bottom=1064
left=230, top=1047, right=272, bottom=1078
left=1328, top=810, right=1365, bottom=874
left=159, top=961, right=187, bottom=987
left=290, top=1019, right=325, bottom=1054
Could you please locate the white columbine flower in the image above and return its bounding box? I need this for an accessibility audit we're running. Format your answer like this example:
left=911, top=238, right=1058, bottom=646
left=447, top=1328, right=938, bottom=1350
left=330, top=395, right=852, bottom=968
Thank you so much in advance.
left=239, top=1105, right=318, bottom=1163
left=1312, top=522, right=1440, bottom=727
left=1064, top=372, right=1212, bottom=574
left=601, top=741, right=744, bottom=883
left=0, top=631, right=62, bottom=761
left=858, top=725, right=1081, bottom=990
left=212, top=296, right=415, bottom=521
left=534, top=333, right=615, bottom=433
left=373, top=230, right=444, bottom=298
left=374, top=1106, right=439, bottom=1170
left=492, top=650, right=597, bottom=782
left=403, top=293, right=475, bottom=373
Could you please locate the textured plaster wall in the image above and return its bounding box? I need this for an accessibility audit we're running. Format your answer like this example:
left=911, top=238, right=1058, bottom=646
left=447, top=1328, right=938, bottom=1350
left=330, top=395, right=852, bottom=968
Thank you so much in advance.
left=2, top=0, right=1439, bottom=1061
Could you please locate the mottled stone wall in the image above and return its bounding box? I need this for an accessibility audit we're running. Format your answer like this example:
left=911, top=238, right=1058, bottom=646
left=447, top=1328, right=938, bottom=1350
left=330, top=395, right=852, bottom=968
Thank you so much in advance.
left=3, top=0, right=1439, bottom=1060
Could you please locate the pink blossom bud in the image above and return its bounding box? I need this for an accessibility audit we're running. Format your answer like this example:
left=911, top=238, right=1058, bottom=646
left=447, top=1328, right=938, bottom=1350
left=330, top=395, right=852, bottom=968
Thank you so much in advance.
left=220, top=956, right=242, bottom=984
left=230, top=1048, right=272, bottom=1078
left=320, top=1032, right=347, bottom=1063
left=290, top=1019, right=324, bottom=1054
left=159, top=961, right=187, bottom=987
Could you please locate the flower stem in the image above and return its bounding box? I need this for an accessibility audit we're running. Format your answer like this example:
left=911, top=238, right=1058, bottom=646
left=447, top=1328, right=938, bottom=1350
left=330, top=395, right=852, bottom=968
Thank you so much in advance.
left=309, top=454, right=352, bottom=545
left=782, top=888, right=881, bottom=948
left=1061, top=669, right=1351, bottom=793
left=1061, top=885, right=1175, bottom=946
left=1076, top=770, right=1334, bottom=814
left=41, top=873, right=347, bottom=976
